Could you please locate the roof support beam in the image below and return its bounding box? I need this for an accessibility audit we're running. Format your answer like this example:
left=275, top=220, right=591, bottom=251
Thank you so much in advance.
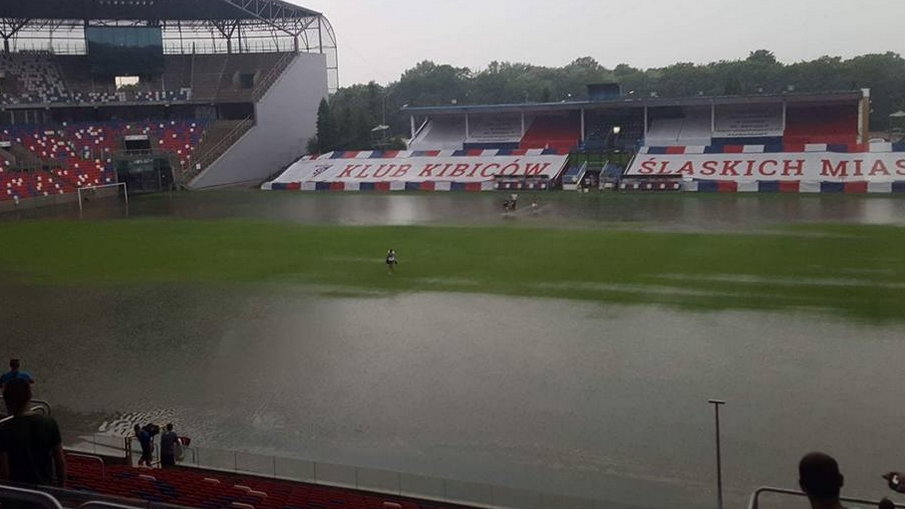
left=0, top=18, right=29, bottom=53
left=218, top=0, right=298, bottom=37
left=211, top=18, right=239, bottom=53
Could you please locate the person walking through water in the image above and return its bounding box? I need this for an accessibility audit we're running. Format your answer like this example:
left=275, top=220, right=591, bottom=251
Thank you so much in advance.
left=386, top=249, right=398, bottom=274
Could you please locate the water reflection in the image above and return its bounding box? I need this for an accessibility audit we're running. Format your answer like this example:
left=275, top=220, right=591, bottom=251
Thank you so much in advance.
left=3, top=191, right=905, bottom=509
left=4, top=191, right=905, bottom=228
left=3, top=283, right=904, bottom=509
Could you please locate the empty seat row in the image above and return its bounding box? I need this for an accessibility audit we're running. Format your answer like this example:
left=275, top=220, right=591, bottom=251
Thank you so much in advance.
left=66, top=455, right=464, bottom=509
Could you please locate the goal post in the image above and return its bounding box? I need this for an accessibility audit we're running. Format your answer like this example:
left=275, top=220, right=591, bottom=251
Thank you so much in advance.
left=77, top=182, right=129, bottom=214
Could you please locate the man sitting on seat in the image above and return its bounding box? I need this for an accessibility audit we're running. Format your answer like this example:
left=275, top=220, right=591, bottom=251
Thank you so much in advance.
left=799, top=452, right=845, bottom=509
left=0, top=377, right=66, bottom=487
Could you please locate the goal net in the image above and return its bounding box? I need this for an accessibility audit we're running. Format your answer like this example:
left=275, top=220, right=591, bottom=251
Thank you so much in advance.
left=77, top=182, right=129, bottom=215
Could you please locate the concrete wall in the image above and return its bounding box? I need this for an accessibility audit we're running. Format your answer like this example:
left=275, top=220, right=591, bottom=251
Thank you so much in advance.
left=0, top=186, right=120, bottom=214
left=190, top=53, right=328, bottom=188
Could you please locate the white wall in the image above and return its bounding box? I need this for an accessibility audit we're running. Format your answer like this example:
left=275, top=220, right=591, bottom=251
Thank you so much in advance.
left=190, top=53, right=328, bottom=188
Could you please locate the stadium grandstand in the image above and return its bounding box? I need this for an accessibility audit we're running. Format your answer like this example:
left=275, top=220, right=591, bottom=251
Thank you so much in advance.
left=3, top=401, right=904, bottom=509
left=0, top=0, right=335, bottom=210
left=265, top=86, right=905, bottom=194
left=401, top=88, right=869, bottom=153
left=0, top=402, right=625, bottom=509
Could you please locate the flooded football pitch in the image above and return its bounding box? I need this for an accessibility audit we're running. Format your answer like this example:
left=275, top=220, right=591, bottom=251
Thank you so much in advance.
left=8, top=190, right=905, bottom=229
left=3, top=191, right=905, bottom=509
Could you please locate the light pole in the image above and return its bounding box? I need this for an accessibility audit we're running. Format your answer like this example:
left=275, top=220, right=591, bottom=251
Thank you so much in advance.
left=708, top=399, right=726, bottom=509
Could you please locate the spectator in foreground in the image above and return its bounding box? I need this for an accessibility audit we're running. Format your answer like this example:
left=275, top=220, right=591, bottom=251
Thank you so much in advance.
left=0, top=378, right=66, bottom=487
left=799, top=452, right=845, bottom=509
left=134, top=424, right=153, bottom=467
left=0, top=359, right=35, bottom=390
left=160, top=423, right=179, bottom=468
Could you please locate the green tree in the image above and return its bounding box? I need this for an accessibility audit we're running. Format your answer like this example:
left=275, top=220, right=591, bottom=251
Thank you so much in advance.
left=323, top=49, right=905, bottom=147
left=314, top=98, right=338, bottom=153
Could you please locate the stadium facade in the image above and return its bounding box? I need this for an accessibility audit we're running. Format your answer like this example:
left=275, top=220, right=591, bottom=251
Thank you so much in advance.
left=0, top=0, right=335, bottom=210
left=266, top=87, right=905, bottom=194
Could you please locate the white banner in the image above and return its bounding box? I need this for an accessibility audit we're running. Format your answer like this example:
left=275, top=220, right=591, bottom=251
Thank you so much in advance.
left=466, top=114, right=525, bottom=143
left=713, top=104, right=784, bottom=138
left=270, top=154, right=568, bottom=184
left=627, top=152, right=905, bottom=182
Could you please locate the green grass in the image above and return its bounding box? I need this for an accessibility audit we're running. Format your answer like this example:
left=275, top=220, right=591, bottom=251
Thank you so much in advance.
left=2, top=219, right=905, bottom=322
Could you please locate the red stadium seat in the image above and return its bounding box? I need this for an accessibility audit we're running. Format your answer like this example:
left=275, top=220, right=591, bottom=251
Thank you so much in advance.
left=0, top=120, right=206, bottom=203
left=66, top=457, right=470, bottom=509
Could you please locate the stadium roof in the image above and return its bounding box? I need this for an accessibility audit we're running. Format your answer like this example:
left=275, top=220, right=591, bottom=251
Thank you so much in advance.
left=402, top=91, right=865, bottom=116
left=0, top=0, right=321, bottom=22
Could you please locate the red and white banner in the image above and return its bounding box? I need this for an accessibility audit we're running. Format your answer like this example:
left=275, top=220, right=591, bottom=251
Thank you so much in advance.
left=627, top=152, right=905, bottom=182
left=268, top=153, right=568, bottom=185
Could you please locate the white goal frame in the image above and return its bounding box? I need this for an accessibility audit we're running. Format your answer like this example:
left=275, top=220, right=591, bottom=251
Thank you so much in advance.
left=77, top=182, right=129, bottom=214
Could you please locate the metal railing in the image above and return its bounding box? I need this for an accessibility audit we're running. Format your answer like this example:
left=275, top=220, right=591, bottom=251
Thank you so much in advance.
left=748, top=487, right=903, bottom=509
left=1, top=483, right=192, bottom=509
left=81, top=502, right=151, bottom=509
left=251, top=52, right=294, bottom=102
left=0, top=484, right=64, bottom=509
left=0, top=399, right=52, bottom=424
left=65, top=434, right=611, bottom=509
left=162, top=444, right=609, bottom=509
left=181, top=117, right=254, bottom=185
left=63, top=431, right=131, bottom=457
left=65, top=452, right=106, bottom=479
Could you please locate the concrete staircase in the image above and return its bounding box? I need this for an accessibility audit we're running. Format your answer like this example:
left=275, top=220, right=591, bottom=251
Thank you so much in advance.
left=179, top=119, right=253, bottom=185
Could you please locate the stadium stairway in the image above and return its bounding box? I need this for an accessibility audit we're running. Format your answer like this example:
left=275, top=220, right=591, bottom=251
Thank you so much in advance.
left=65, top=455, right=469, bottom=509
left=181, top=119, right=252, bottom=183
left=215, top=52, right=287, bottom=102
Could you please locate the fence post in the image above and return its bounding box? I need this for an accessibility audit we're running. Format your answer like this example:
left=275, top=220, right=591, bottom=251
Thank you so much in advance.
left=233, top=451, right=238, bottom=472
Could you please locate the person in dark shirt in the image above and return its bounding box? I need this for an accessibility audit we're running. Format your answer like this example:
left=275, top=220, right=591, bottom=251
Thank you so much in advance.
left=0, top=359, right=35, bottom=390
left=385, top=249, right=398, bottom=274
left=799, top=452, right=844, bottom=509
left=159, top=423, right=179, bottom=467
left=0, top=377, right=65, bottom=487
left=134, top=424, right=153, bottom=467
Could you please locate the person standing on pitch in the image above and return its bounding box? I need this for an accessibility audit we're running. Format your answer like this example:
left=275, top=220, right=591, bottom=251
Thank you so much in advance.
left=386, top=249, right=398, bottom=274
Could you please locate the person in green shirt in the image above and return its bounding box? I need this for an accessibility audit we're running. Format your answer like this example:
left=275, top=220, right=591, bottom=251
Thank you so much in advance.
left=0, top=377, right=66, bottom=487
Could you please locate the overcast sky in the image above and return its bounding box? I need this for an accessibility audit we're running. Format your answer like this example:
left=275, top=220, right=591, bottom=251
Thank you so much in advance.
left=299, top=0, right=904, bottom=87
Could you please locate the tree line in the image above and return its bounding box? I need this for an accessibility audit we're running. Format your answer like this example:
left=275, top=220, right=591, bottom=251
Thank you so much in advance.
left=310, top=50, right=905, bottom=153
